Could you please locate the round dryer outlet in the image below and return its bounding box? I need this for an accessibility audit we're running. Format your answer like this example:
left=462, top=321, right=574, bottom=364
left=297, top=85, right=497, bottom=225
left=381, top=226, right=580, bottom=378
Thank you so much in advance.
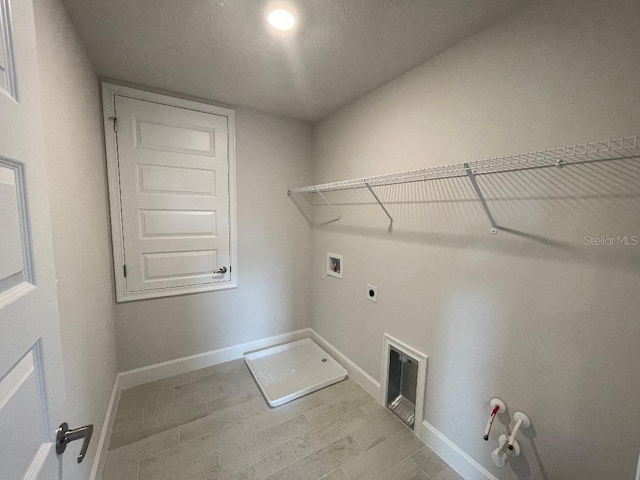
left=366, top=284, right=378, bottom=303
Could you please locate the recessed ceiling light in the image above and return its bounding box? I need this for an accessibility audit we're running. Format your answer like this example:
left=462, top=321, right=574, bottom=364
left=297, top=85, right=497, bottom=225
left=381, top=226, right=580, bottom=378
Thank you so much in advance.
left=268, top=8, right=295, bottom=31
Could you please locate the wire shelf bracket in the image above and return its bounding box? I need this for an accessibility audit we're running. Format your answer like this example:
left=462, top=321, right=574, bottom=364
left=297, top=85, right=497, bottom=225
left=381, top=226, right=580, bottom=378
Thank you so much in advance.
left=315, top=187, right=341, bottom=222
left=365, top=182, right=394, bottom=225
left=464, top=163, right=498, bottom=234
left=287, top=134, right=640, bottom=234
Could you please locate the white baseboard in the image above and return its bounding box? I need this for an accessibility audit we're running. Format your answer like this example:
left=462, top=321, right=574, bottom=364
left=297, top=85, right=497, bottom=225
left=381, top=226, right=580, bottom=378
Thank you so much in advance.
left=115, top=327, right=381, bottom=396
left=314, top=330, right=496, bottom=480
left=90, top=328, right=310, bottom=479
left=91, top=328, right=492, bottom=480
left=309, top=329, right=381, bottom=400
left=118, top=328, right=312, bottom=389
left=421, top=420, right=498, bottom=480
left=89, top=373, right=120, bottom=480
left=315, top=332, right=494, bottom=480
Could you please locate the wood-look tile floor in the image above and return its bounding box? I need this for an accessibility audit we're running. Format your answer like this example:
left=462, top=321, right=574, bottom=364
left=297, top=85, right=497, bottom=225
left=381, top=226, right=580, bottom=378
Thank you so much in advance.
left=102, top=359, right=462, bottom=480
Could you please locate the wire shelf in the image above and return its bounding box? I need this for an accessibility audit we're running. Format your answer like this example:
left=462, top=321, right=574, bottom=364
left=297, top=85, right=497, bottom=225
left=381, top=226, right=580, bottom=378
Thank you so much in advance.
left=288, top=135, right=640, bottom=195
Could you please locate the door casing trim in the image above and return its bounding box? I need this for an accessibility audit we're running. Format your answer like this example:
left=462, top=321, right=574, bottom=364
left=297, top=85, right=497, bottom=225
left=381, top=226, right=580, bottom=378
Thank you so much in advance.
left=101, top=82, right=238, bottom=302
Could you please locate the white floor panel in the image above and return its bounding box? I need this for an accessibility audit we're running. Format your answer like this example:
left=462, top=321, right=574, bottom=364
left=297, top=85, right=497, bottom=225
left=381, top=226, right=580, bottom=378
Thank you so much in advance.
left=244, top=339, right=347, bottom=407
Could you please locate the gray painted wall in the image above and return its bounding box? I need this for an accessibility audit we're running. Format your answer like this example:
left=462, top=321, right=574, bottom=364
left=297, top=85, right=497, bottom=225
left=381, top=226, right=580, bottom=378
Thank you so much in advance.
left=34, top=0, right=119, bottom=477
left=114, top=109, right=314, bottom=371
left=29, top=0, right=640, bottom=477
left=311, top=1, right=640, bottom=479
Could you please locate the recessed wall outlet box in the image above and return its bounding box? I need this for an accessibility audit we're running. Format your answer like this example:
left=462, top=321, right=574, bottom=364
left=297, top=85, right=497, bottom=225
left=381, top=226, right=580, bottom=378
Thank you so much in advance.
left=367, top=284, right=378, bottom=303
left=326, top=253, right=343, bottom=279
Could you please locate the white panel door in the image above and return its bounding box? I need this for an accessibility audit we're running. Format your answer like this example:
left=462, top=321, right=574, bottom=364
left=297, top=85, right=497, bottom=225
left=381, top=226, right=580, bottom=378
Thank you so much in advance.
left=114, top=95, right=231, bottom=294
left=0, top=0, right=68, bottom=478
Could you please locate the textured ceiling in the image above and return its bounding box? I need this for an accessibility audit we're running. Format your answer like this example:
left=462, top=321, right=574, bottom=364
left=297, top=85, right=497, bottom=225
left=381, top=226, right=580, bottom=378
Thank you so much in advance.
left=62, top=0, right=529, bottom=121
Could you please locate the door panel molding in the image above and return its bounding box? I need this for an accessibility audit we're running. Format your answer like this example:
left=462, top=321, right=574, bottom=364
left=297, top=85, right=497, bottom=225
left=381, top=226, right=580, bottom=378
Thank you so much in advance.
left=0, top=155, right=35, bottom=308
left=0, top=0, right=18, bottom=100
left=0, top=342, right=51, bottom=479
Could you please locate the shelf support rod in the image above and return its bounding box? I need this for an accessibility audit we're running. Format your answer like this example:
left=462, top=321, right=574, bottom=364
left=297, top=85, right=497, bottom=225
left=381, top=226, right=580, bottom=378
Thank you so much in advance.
left=365, top=183, right=394, bottom=225
left=464, top=163, right=498, bottom=234
left=315, top=187, right=341, bottom=221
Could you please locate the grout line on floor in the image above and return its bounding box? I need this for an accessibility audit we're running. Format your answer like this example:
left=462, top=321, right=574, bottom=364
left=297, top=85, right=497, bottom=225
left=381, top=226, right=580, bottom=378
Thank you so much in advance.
left=123, top=428, right=182, bottom=466
left=370, top=447, right=414, bottom=480
left=105, top=360, right=453, bottom=480
left=287, top=439, right=301, bottom=461
left=322, top=467, right=346, bottom=480
left=351, top=432, right=366, bottom=452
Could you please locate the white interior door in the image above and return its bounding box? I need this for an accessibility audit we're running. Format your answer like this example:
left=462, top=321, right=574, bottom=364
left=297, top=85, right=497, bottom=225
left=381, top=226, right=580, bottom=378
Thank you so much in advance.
left=114, top=95, right=231, bottom=294
left=0, top=0, right=68, bottom=478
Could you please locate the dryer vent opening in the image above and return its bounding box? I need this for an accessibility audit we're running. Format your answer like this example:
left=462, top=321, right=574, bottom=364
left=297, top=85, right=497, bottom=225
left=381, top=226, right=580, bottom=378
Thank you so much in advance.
left=382, top=335, right=428, bottom=433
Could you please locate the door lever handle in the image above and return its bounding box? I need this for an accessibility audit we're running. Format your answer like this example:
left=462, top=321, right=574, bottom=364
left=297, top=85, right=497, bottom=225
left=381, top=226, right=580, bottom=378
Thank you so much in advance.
left=56, top=422, right=93, bottom=463
left=214, top=266, right=227, bottom=274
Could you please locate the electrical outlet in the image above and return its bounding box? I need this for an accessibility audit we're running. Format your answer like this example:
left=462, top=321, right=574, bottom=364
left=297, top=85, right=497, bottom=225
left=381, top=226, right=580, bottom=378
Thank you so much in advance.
left=366, top=284, right=378, bottom=303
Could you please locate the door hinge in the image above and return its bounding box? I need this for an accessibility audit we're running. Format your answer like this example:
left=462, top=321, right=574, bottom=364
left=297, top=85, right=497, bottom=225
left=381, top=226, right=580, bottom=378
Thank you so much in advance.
left=108, top=116, right=118, bottom=132
left=123, top=264, right=127, bottom=277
